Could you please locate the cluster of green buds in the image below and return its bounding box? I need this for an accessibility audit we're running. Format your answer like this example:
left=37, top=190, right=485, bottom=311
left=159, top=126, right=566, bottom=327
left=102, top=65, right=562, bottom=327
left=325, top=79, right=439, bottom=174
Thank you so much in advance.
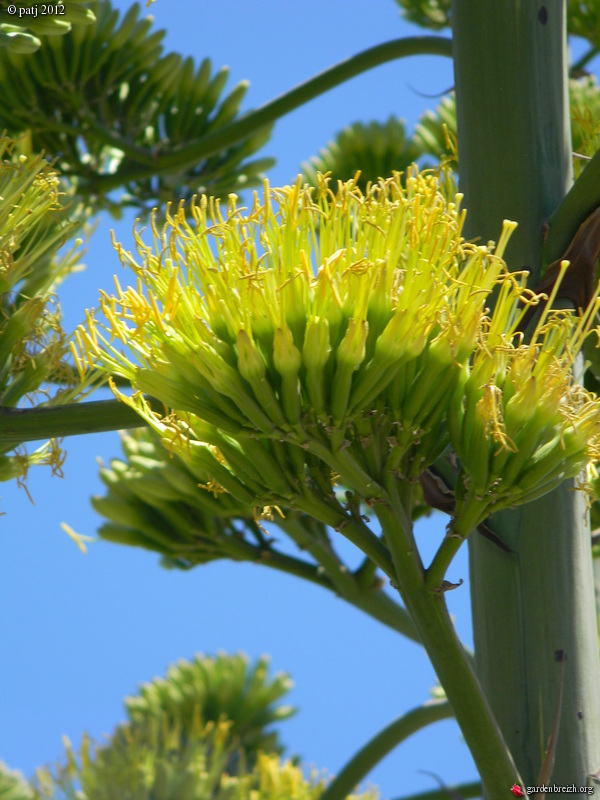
left=96, top=423, right=340, bottom=569
left=0, top=137, right=89, bottom=490
left=94, top=428, right=261, bottom=568
left=447, top=264, right=600, bottom=538
left=93, top=428, right=391, bottom=604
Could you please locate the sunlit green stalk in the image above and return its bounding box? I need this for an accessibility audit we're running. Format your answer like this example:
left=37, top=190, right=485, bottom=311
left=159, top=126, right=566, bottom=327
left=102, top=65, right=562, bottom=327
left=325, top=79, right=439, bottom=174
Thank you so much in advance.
left=452, top=0, right=600, bottom=784
left=277, top=514, right=420, bottom=642
left=292, top=491, right=396, bottom=579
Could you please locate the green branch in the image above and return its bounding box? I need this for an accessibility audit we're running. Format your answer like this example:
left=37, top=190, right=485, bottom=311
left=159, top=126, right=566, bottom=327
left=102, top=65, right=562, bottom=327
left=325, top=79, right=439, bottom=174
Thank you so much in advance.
left=391, top=780, right=483, bottom=800
left=571, top=46, right=599, bottom=74
left=86, top=36, right=452, bottom=194
left=320, top=699, right=453, bottom=800
left=374, top=493, right=520, bottom=796
left=0, top=398, right=155, bottom=445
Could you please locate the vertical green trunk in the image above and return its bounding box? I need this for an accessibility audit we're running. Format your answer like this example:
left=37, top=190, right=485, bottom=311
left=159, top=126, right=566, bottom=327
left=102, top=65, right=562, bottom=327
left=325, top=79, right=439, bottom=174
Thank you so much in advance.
left=451, top=0, right=600, bottom=785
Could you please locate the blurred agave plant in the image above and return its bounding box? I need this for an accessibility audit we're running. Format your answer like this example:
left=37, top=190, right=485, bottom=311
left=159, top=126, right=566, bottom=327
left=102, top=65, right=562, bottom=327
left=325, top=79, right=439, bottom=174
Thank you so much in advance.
left=124, top=653, right=295, bottom=765
left=0, top=760, right=33, bottom=800
left=0, top=1, right=274, bottom=214
left=301, top=118, right=422, bottom=193
left=32, top=653, right=375, bottom=800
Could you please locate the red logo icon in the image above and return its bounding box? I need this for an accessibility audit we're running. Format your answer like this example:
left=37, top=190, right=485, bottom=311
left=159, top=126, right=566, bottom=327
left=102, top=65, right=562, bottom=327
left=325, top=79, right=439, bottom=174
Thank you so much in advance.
left=511, top=786, right=524, bottom=797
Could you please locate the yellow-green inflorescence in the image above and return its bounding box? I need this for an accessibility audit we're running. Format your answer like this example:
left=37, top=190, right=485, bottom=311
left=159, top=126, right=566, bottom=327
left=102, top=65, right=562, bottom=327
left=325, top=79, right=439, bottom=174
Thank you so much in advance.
left=76, top=169, right=600, bottom=559
left=0, top=136, right=90, bottom=491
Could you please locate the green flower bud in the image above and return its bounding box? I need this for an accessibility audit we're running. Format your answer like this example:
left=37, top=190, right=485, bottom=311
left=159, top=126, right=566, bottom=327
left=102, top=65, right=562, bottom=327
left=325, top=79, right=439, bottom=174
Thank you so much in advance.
left=302, top=317, right=331, bottom=415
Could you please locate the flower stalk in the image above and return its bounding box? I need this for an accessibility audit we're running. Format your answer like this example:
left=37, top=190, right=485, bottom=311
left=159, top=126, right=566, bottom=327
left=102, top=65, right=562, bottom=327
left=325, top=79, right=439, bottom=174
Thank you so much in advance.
left=452, top=0, right=600, bottom=784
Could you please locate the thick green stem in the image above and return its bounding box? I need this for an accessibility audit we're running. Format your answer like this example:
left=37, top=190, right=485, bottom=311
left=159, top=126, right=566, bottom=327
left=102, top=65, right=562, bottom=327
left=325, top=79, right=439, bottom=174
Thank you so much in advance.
left=86, top=37, right=452, bottom=194
left=425, top=532, right=465, bottom=591
left=215, top=533, right=334, bottom=590
left=452, top=0, right=600, bottom=784
left=320, top=699, right=453, bottom=800
left=0, top=398, right=155, bottom=445
left=292, top=491, right=396, bottom=579
left=375, top=499, right=520, bottom=796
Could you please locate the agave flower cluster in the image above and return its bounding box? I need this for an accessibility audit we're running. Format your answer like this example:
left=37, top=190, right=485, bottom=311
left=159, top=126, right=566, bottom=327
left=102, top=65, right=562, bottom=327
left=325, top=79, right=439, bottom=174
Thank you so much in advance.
left=0, top=137, right=89, bottom=488
left=76, top=169, right=600, bottom=550
left=448, top=279, right=600, bottom=536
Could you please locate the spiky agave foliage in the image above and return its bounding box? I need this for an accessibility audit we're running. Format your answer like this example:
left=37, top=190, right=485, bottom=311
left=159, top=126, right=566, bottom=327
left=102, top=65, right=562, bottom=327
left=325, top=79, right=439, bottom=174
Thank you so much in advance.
left=0, top=1, right=274, bottom=214
left=0, top=137, right=90, bottom=488
left=0, top=1, right=95, bottom=54
left=0, top=760, right=33, bottom=800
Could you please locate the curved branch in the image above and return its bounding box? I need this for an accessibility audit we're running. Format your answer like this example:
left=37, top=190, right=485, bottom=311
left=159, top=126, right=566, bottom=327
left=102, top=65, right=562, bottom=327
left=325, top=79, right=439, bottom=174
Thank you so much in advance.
left=85, top=36, right=453, bottom=194
left=320, top=699, right=454, bottom=800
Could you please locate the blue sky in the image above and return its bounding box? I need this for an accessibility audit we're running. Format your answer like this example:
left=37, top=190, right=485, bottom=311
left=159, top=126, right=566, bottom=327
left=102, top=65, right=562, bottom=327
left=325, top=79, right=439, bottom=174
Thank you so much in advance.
left=0, top=2, right=594, bottom=797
